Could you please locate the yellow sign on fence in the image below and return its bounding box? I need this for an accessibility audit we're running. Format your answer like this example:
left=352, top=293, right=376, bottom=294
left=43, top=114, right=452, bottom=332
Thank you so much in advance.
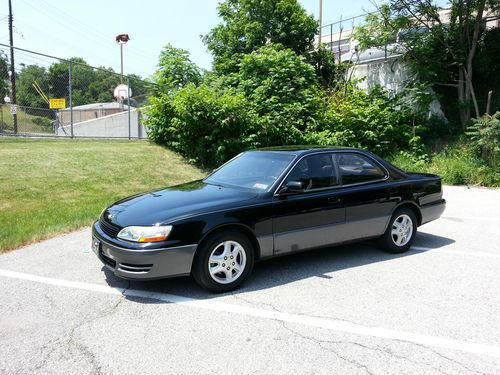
left=49, top=98, right=66, bottom=109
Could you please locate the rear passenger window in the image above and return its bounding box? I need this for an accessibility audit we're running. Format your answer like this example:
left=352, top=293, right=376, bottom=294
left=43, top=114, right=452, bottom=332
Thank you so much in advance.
left=337, top=153, right=386, bottom=185
left=285, top=153, right=339, bottom=190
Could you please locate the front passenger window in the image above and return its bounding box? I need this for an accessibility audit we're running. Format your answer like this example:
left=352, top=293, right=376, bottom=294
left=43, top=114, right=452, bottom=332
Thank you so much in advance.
left=285, top=154, right=338, bottom=190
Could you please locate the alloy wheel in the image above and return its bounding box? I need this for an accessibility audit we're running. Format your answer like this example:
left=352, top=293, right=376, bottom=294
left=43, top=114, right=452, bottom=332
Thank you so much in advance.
left=208, top=240, right=247, bottom=284
left=391, top=214, right=413, bottom=246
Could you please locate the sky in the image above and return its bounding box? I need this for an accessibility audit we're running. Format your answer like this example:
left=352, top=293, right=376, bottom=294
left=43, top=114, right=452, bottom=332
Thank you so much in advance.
left=0, top=0, right=380, bottom=79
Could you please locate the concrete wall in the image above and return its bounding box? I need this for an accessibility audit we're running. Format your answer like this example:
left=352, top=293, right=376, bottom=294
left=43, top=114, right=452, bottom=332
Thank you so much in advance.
left=56, top=109, right=148, bottom=138
left=59, top=107, right=126, bottom=126
left=349, top=58, right=447, bottom=121
left=350, top=58, right=410, bottom=93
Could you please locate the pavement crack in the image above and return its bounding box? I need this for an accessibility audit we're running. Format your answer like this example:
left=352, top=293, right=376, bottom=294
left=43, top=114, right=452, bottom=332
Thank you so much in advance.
left=279, top=321, right=375, bottom=375
left=232, top=295, right=485, bottom=375
left=42, top=293, right=58, bottom=310
left=231, top=294, right=282, bottom=313
left=34, top=283, right=130, bottom=374
left=101, top=280, right=130, bottom=317
left=276, top=321, right=485, bottom=375
left=231, top=294, right=365, bottom=326
left=402, top=341, right=486, bottom=375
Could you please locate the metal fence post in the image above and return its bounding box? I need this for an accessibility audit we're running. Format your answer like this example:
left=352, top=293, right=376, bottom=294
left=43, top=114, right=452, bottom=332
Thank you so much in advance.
left=127, top=77, right=131, bottom=140
left=69, top=61, right=73, bottom=138
left=330, top=23, right=333, bottom=51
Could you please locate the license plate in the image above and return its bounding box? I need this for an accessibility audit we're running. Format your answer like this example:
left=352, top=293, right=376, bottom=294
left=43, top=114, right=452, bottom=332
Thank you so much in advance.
left=92, top=237, right=101, bottom=254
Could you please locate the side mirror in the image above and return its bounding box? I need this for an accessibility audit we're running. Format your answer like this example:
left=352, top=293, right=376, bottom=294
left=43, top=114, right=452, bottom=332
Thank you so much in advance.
left=278, top=180, right=305, bottom=194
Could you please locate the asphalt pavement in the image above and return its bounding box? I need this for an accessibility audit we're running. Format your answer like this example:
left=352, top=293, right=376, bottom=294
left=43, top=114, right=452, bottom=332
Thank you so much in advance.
left=0, top=185, right=499, bottom=374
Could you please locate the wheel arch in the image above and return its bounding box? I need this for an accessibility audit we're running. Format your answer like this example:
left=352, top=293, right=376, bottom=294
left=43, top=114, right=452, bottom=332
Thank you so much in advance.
left=394, top=201, right=422, bottom=226
left=195, top=223, right=262, bottom=262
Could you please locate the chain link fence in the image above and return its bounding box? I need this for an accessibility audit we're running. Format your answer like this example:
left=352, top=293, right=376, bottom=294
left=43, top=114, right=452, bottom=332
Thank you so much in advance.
left=0, top=44, right=153, bottom=138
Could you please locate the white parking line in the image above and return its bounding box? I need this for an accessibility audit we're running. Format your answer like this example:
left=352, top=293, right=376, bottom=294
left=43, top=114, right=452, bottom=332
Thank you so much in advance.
left=411, top=246, right=500, bottom=259
left=1, top=268, right=500, bottom=359
left=442, top=215, right=500, bottom=221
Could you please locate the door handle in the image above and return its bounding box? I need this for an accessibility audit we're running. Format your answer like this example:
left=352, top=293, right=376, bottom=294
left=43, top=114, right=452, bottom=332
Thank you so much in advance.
left=328, top=197, right=340, bottom=204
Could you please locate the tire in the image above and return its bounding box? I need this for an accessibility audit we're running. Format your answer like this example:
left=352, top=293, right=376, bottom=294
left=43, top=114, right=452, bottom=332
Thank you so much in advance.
left=379, top=207, right=417, bottom=254
left=192, top=230, right=255, bottom=293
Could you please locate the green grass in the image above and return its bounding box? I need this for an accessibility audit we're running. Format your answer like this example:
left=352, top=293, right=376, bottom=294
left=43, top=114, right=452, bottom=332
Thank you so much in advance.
left=0, top=104, right=53, bottom=134
left=0, top=138, right=205, bottom=252
left=388, top=143, right=499, bottom=187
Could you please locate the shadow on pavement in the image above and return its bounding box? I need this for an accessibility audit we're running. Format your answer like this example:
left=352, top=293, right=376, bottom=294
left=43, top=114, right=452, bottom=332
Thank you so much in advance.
left=102, top=232, right=455, bottom=302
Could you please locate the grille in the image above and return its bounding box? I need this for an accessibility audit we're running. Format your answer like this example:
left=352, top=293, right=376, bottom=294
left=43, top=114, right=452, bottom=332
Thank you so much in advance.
left=99, top=219, right=121, bottom=238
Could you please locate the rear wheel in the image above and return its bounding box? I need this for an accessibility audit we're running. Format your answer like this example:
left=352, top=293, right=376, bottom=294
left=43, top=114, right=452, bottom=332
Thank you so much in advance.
left=192, top=230, right=254, bottom=293
left=380, top=208, right=417, bottom=254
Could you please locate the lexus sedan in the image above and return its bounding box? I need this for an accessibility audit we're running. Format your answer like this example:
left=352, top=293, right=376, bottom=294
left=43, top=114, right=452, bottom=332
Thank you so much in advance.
left=92, top=147, right=445, bottom=292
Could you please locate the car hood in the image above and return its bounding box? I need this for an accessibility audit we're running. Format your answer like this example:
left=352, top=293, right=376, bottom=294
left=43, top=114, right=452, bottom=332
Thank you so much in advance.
left=102, top=180, right=258, bottom=227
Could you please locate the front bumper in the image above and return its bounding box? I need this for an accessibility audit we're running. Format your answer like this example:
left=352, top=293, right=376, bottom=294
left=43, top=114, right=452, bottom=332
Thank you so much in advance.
left=92, top=226, right=197, bottom=280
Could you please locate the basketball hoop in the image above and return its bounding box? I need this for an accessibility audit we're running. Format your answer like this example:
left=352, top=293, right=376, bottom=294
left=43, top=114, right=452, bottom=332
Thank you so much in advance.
left=114, top=84, right=132, bottom=100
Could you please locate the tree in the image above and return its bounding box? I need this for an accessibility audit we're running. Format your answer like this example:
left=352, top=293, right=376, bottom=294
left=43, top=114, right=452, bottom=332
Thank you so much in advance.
left=475, top=27, right=500, bottom=115
left=357, top=0, right=500, bottom=128
left=0, top=51, right=8, bottom=104
left=16, top=57, right=150, bottom=109
left=232, top=44, right=321, bottom=145
left=48, top=57, right=96, bottom=106
left=88, top=68, right=121, bottom=103
left=306, top=44, right=349, bottom=90
left=17, top=64, right=49, bottom=109
left=152, top=44, right=201, bottom=94
left=203, top=0, right=318, bottom=73
left=354, top=4, right=408, bottom=52
left=128, top=73, right=151, bottom=106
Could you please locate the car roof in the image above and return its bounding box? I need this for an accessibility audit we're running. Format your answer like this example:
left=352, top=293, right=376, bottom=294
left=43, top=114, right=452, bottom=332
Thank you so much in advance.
left=251, top=146, right=365, bottom=155
left=248, top=146, right=407, bottom=179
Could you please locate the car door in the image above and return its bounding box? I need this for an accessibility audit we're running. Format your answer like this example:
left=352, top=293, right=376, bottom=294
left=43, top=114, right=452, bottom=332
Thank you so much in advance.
left=335, top=152, right=397, bottom=241
left=272, top=153, right=347, bottom=255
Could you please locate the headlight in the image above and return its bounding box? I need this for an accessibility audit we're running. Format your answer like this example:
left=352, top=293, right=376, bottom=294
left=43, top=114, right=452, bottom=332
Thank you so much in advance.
left=117, top=225, right=172, bottom=243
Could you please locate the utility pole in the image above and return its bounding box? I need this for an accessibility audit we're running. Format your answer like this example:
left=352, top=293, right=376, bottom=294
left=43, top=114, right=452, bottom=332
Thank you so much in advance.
left=8, top=0, right=17, bottom=133
left=318, top=0, right=323, bottom=49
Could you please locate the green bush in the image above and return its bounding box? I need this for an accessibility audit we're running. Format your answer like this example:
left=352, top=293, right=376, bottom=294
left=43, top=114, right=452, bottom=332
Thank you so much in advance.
left=306, top=86, right=432, bottom=156
left=427, top=146, right=484, bottom=185
left=388, top=143, right=499, bottom=187
left=466, top=111, right=500, bottom=166
left=233, top=45, right=322, bottom=147
left=146, top=46, right=441, bottom=168
left=143, top=93, right=176, bottom=146
left=146, top=85, right=259, bottom=167
left=388, top=151, right=429, bottom=172
left=145, top=45, right=323, bottom=166
left=31, top=116, right=53, bottom=130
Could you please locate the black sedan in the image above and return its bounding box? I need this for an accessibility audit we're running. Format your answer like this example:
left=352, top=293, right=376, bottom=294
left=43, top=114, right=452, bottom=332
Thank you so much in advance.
left=92, top=147, right=445, bottom=292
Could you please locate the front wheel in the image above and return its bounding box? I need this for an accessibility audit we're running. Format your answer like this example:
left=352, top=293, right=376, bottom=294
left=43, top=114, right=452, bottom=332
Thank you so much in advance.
left=192, top=231, right=254, bottom=293
left=379, top=208, right=417, bottom=254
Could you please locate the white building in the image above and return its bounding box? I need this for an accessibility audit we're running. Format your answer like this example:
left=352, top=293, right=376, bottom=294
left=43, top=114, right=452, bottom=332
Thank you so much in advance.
left=317, top=7, right=500, bottom=92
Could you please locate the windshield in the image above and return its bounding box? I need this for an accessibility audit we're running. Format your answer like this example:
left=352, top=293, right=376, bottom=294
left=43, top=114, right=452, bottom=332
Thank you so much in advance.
left=204, top=152, right=296, bottom=191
